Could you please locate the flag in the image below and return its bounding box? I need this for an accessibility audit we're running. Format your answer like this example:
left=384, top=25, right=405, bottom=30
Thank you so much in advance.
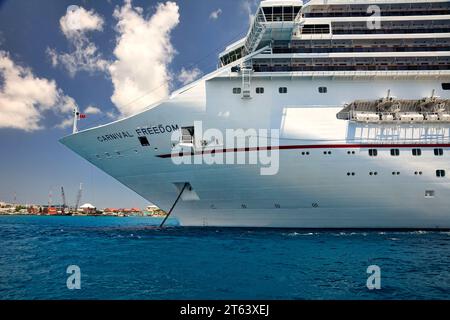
left=79, top=114, right=87, bottom=119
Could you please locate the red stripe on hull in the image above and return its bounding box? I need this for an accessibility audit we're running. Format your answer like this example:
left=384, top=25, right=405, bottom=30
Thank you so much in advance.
left=157, top=143, right=450, bottom=159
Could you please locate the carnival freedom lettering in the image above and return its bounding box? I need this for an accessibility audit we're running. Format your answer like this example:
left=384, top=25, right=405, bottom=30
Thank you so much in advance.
left=97, top=124, right=179, bottom=143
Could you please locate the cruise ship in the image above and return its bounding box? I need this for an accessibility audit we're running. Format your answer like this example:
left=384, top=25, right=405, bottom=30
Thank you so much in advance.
left=61, top=0, right=450, bottom=228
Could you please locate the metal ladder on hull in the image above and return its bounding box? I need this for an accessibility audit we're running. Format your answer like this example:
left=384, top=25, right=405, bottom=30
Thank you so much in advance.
left=241, top=62, right=253, bottom=99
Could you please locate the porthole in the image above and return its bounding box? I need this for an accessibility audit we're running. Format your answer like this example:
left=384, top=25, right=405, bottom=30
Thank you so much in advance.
left=318, top=86, right=327, bottom=93
left=278, top=87, right=288, bottom=94
left=434, top=148, right=444, bottom=156
left=368, top=149, right=378, bottom=157
left=390, top=149, right=400, bottom=156
left=232, top=88, right=241, bottom=94
left=256, top=87, right=264, bottom=94
left=436, top=170, right=446, bottom=178
left=412, top=148, right=422, bottom=156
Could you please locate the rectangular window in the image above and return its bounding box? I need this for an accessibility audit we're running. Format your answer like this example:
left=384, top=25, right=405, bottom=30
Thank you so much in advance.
left=412, top=148, right=422, bottom=156
left=390, top=149, right=400, bottom=156
left=279, top=87, right=287, bottom=94
left=318, top=87, right=327, bottom=93
left=442, top=83, right=450, bottom=90
left=138, top=136, right=150, bottom=147
left=368, top=149, right=378, bottom=157
left=436, top=169, right=446, bottom=177
left=232, top=88, right=241, bottom=94
left=434, top=148, right=444, bottom=156
left=302, top=24, right=330, bottom=34
left=256, top=87, right=265, bottom=94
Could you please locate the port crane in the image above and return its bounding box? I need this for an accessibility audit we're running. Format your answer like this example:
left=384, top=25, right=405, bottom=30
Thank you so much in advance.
left=61, top=187, right=67, bottom=214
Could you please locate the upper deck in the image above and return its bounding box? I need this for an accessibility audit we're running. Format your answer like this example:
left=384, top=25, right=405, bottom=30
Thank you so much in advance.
left=219, top=0, right=450, bottom=68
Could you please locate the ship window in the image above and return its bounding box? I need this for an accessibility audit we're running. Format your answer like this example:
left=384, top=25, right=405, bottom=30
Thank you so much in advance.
left=232, top=87, right=241, bottom=94
left=256, top=87, right=265, bottom=94
left=436, top=170, right=446, bottom=177
left=368, top=149, right=378, bottom=157
left=434, top=148, right=444, bottom=156
left=138, top=136, right=150, bottom=147
left=302, top=24, right=330, bottom=34
left=273, top=6, right=282, bottom=21
left=442, top=83, right=450, bottom=90
left=279, top=87, right=288, bottom=94
left=318, top=87, right=327, bottom=93
left=390, top=149, right=400, bottom=156
left=412, top=148, right=422, bottom=156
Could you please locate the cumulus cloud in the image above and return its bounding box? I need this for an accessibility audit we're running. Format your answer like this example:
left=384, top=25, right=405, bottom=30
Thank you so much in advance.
left=60, top=5, right=104, bottom=38
left=242, top=0, right=258, bottom=25
left=84, top=105, right=102, bottom=114
left=209, top=8, right=222, bottom=20
left=48, top=5, right=109, bottom=77
left=55, top=117, right=74, bottom=129
left=0, top=51, right=77, bottom=131
left=109, top=0, right=180, bottom=117
left=178, top=67, right=202, bottom=85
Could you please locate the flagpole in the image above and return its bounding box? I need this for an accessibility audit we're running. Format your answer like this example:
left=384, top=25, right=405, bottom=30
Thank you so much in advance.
left=72, top=106, right=79, bottom=134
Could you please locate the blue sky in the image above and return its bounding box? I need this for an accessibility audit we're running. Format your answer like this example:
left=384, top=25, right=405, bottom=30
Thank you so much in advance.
left=0, top=0, right=258, bottom=208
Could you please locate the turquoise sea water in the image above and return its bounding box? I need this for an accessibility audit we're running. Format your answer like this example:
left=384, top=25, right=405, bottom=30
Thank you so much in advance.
left=0, top=215, right=449, bottom=300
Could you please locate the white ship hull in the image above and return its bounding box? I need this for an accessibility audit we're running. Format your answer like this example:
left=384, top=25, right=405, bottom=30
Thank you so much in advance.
left=61, top=76, right=450, bottom=228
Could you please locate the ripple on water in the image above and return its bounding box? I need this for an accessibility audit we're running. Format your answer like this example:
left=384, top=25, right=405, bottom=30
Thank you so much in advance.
left=0, top=216, right=449, bottom=300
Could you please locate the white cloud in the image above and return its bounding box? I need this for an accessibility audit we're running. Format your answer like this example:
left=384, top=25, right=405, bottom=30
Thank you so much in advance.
left=48, top=5, right=108, bottom=77
left=55, top=117, right=73, bottom=129
left=0, top=51, right=77, bottom=131
left=242, top=0, right=258, bottom=25
left=60, top=5, right=104, bottom=38
left=177, top=67, right=202, bottom=85
left=209, top=8, right=222, bottom=20
left=109, top=0, right=180, bottom=117
left=106, top=110, right=118, bottom=119
left=84, top=105, right=102, bottom=114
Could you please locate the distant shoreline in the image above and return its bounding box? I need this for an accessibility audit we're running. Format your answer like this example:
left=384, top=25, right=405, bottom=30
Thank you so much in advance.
left=0, top=213, right=167, bottom=218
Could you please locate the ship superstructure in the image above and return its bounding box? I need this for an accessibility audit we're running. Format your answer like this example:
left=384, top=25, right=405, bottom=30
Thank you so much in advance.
left=62, top=0, right=450, bottom=228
